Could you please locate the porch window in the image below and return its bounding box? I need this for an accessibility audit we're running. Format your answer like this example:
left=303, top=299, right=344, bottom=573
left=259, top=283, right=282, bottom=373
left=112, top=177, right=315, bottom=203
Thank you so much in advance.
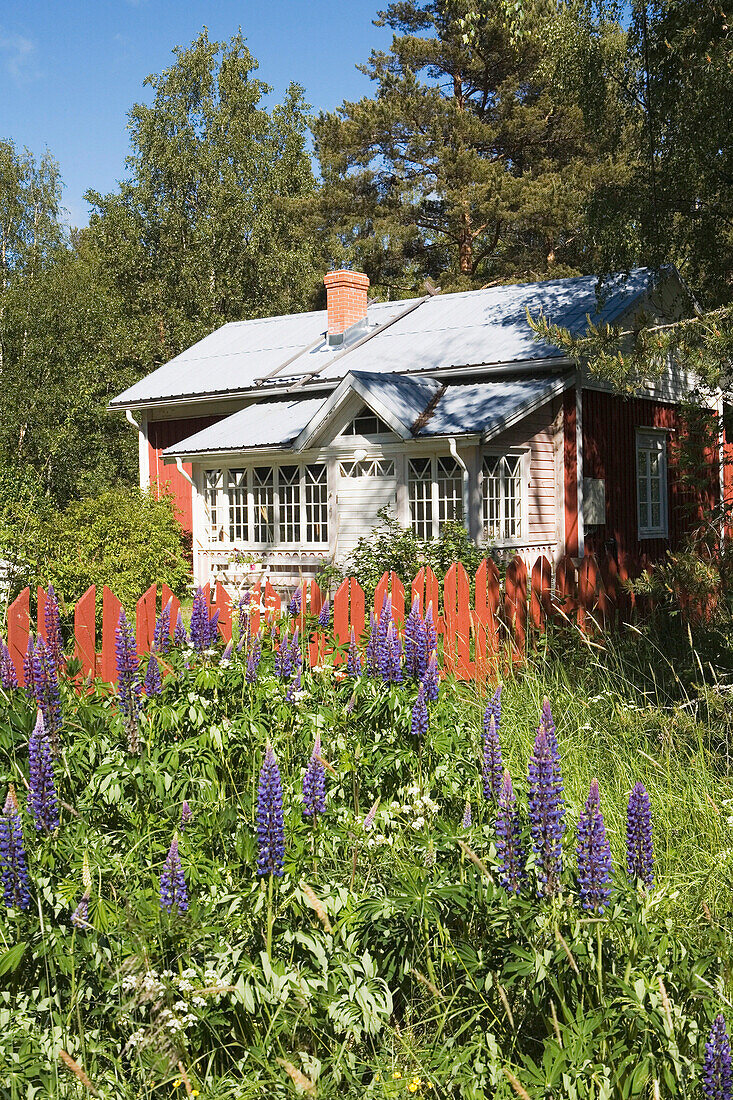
left=339, top=458, right=395, bottom=477
left=227, top=468, right=248, bottom=541
left=252, top=467, right=274, bottom=544
left=482, top=455, right=522, bottom=542
left=278, top=465, right=301, bottom=543
left=408, top=458, right=433, bottom=540
left=209, top=462, right=328, bottom=548
left=437, top=456, right=463, bottom=528
left=203, top=469, right=223, bottom=540
left=636, top=431, right=668, bottom=538
left=305, top=464, right=328, bottom=543
left=342, top=406, right=392, bottom=436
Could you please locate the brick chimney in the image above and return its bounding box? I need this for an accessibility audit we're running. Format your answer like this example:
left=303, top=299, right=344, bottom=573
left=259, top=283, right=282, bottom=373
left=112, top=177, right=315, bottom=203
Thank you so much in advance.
left=323, top=269, right=370, bottom=341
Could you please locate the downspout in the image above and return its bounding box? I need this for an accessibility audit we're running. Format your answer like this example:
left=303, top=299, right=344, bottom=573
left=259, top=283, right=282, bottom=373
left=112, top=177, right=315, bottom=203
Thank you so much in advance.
left=125, top=409, right=150, bottom=489
left=448, top=438, right=470, bottom=532
left=174, top=457, right=194, bottom=487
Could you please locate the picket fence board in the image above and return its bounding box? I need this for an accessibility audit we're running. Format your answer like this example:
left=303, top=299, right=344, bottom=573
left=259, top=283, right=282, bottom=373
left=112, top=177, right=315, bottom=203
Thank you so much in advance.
left=74, top=586, right=96, bottom=678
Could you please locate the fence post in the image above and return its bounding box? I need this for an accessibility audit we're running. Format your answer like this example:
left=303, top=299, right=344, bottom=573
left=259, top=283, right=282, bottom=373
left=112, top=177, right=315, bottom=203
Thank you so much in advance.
left=530, top=556, right=552, bottom=633
left=74, top=585, right=97, bottom=678
left=100, top=587, right=123, bottom=683
left=136, top=584, right=158, bottom=655
left=577, top=554, right=599, bottom=633
left=7, top=587, right=30, bottom=685
left=505, top=556, right=528, bottom=661
left=333, top=578, right=350, bottom=664
left=390, top=572, right=405, bottom=627
left=349, top=578, right=365, bottom=642
left=373, top=573, right=389, bottom=620
left=555, top=555, right=578, bottom=626
left=474, top=558, right=500, bottom=681
left=213, top=582, right=233, bottom=643
left=411, top=567, right=425, bottom=615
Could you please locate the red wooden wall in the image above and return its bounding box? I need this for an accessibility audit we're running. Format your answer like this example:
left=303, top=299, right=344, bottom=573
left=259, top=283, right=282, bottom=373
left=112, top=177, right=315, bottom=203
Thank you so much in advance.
left=147, top=416, right=223, bottom=534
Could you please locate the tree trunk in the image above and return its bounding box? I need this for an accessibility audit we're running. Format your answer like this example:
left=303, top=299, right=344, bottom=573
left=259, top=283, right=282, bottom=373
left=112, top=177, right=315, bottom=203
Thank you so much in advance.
left=459, top=205, right=473, bottom=274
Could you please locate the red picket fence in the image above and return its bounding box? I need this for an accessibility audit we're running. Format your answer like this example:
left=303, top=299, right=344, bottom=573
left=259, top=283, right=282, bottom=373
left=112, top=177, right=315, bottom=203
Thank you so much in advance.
left=3, top=552, right=636, bottom=687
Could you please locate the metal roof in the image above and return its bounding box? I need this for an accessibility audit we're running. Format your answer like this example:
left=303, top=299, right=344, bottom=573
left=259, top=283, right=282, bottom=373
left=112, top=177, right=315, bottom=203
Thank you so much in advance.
left=113, top=268, right=666, bottom=409
left=163, top=398, right=324, bottom=457
left=419, top=376, right=568, bottom=438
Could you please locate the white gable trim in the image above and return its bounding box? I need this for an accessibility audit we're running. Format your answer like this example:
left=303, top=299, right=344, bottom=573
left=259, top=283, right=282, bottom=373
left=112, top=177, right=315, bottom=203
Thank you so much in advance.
left=294, top=372, right=416, bottom=451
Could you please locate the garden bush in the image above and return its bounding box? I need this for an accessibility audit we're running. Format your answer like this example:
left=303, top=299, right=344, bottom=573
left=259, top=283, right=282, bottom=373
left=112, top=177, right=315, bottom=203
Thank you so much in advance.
left=0, top=590, right=731, bottom=1098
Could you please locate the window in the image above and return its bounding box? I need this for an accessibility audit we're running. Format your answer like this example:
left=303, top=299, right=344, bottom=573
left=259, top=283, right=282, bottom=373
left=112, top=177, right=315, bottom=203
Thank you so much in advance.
left=482, top=455, right=522, bottom=542
left=252, top=467, right=274, bottom=544
left=636, top=431, right=668, bottom=538
left=305, top=464, right=328, bottom=543
left=227, top=468, right=248, bottom=541
left=204, top=469, right=223, bottom=540
left=278, top=465, right=301, bottom=543
left=437, top=456, right=463, bottom=529
left=342, top=405, right=393, bottom=436
left=408, top=458, right=433, bottom=540
left=339, top=458, right=395, bottom=478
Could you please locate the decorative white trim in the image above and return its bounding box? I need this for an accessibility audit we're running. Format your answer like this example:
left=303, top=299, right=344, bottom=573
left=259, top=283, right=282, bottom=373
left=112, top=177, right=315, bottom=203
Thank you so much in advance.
left=635, top=428, right=669, bottom=539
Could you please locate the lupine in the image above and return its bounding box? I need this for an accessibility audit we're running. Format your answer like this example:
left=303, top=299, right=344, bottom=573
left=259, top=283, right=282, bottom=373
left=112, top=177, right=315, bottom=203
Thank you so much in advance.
left=485, top=684, right=502, bottom=739
left=703, top=1014, right=732, bottom=1100
left=246, top=631, right=262, bottom=683
left=180, top=799, right=193, bottom=830
left=365, top=611, right=379, bottom=677
left=302, top=733, right=326, bottom=818
left=363, top=798, right=380, bottom=831
left=318, top=600, right=331, bottom=630
left=414, top=618, right=428, bottom=680
left=403, top=596, right=421, bottom=678
left=496, top=769, right=526, bottom=896
left=71, top=891, right=91, bottom=929
left=626, top=781, right=654, bottom=888
left=461, top=800, right=472, bottom=829
left=220, top=638, right=234, bottom=664
left=424, top=603, right=437, bottom=660
left=206, top=609, right=220, bottom=648
left=190, top=587, right=209, bottom=653
left=160, top=834, right=188, bottom=913
left=273, top=630, right=286, bottom=679
left=423, top=650, right=439, bottom=702
left=152, top=599, right=172, bottom=654
left=482, top=713, right=503, bottom=802
left=377, top=595, right=393, bottom=654
left=115, top=609, right=141, bottom=753
left=347, top=627, right=362, bottom=677
left=540, top=697, right=557, bottom=751
left=144, top=655, right=162, bottom=696
left=411, top=681, right=429, bottom=739
left=237, top=590, right=252, bottom=643
left=285, top=662, right=302, bottom=703
left=382, top=623, right=403, bottom=684
left=23, top=637, right=35, bottom=699
left=27, top=710, right=59, bottom=833
left=289, top=627, right=302, bottom=668
left=527, top=722, right=566, bottom=897
left=257, top=744, right=285, bottom=877
left=174, top=610, right=187, bottom=647
left=44, top=585, right=64, bottom=669
left=0, top=639, right=18, bottom=690
left=0, top=786, right=31, bottom=910
left=288, top=588, right=302, bottom=618
left=576, top=778, right=612, bottom=914
left=30, top=637, right=62, bottom=755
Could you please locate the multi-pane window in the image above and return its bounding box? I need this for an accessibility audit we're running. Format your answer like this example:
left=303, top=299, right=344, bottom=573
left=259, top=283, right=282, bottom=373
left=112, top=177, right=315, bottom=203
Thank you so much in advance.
left=482, top=455, right=522, bottom=542
left=437, top=456, right=463, bottom=528
left=342, top=406, right=392, bottom=436
left=339, top=458, right=395, bottom=478
left=252, top=467, right=274, bottom=544
left=408, top=458, right=433, bottom=540
left=227, top=468, right=248, bottom=541
left=305, top=464, right=328, bottom=543
left=636, top=431, right=667, bottom=538
left=278, top=465, right=301, bottom=543
left=203, top=469, right=223, bottom=540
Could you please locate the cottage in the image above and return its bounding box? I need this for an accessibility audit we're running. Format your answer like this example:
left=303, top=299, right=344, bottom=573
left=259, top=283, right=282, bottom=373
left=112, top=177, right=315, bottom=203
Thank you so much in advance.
left=110, top=267, right=725, bottom=588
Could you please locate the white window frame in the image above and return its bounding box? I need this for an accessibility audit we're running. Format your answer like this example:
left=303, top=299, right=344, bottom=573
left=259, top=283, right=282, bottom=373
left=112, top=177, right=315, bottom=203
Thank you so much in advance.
left=200, top=462, right=329, bottom=551
left=636, top=430, right=668, bottom=539
left=481, top=451, right=526, bottom=545
left=406, top=453, right=465, bottom=539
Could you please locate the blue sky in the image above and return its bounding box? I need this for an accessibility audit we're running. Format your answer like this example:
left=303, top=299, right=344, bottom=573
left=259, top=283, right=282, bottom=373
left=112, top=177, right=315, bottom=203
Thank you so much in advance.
left=0, top=1, right=391, bottom=227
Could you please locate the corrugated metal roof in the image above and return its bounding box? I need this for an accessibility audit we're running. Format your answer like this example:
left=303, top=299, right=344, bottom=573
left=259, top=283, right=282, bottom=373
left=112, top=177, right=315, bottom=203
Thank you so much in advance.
left=419, top=377, right=567, bottom=437
left=162, top=398, right=324, bottom=456
left=349, top=371, right=441, bottom=428
left=113, top=268, right=663, bottom=408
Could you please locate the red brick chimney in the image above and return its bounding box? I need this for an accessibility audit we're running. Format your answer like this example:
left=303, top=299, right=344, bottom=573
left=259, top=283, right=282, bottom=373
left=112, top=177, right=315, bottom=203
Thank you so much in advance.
left=323, top=269, right=370, bottom=339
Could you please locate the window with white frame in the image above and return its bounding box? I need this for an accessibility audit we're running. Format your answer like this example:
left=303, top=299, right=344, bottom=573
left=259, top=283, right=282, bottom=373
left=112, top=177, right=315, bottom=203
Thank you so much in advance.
left=203, top=463, right=328, bottom=547
left=339, top=458, right=395, bottom=478
left=437, top=456, right=463, bottom=527
left=407, top=455, right=463, bottom=538
left=482, top=454, right=522, bottom=542
left=636, top=431, right=668, bottom=538
left=341, top=405, right=393, bottom=436
left=408, top=458, right=433, bottom=540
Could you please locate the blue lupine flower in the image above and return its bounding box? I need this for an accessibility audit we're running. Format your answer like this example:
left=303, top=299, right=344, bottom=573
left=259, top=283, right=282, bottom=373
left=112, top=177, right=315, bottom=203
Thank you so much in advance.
left=423, top=650, right=439, bottom=702
left=71, top=891, right=91, bottom=930
left=285, top=662, right=302, bottom=703
left=29, top=637, right=62, bottom=755
left=626, top=781, right=654, bottom=888
left=189, top=588, right=209, bottom=653
left=27, top=710, right=59, bottom=833
left=246, top=631, right=262, bottom=683
left=0, top=638, right=18, bottom=690
left=403, top=596, right=421, bottom=678
left=152, top=599, right=172, bottom=654
left=540, top=697, right=557, bottom=751
left=377, top=595, right=392, bottom=654
left=174, top=609, right=187, bottom=647
left=302, top=733, right=326, bottom=818
left=576, top=778, right=612, bottom=914
left=363, top=798, right=380, bottom=831
left=144, top=655, right=162, bottom=696
left=347, top=627, right=362, bottom=677
left=220, top=638, right=234, bottom=663
left=180, top=800, right=193, bottom=830
left=257, top=744, right=285, bottom=877
left=703, top=1014, right=732, bottom=1100
left=160, top=834, right=188, bottom=913
left=44, top=585, right=64, bottom=669
left=318, top=600, right=331, bottom=630
left=411, top=681, right=429, bottom=739
left=23, top=637, right=35, bottom=700
left=383, top=624, right=403, bottom=684
left=424, top=603, right=437, bottom=661
left=482, top=713, right=503, bottom=802
left=485, top=684, right=502, bottom=739
left=288, top=588, right=302, bottom=618
left=206, top=609, right=220, bottom=648
left=414, top=618, right=428, bottom=680
left=461, top=800, right=472, bottom=829
left=496, top=769, right=526, bottom=896
left=0, top=786, right=31, bottom=910
left=527, top=722, right=566, bottom=897
left=115, top=609, right=142, bottom=753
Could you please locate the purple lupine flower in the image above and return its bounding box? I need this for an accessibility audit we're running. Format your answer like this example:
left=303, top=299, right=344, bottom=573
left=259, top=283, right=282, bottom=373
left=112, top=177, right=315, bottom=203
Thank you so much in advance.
left=174, top=609, right=187, bottom=647
left=160, top=834, right=188, bottom=913
left=365, top=611, right=379, bottom=677
left=626, top=781, right=654, bottom=888
left=246, top=631, right=262, bottom=683
left=30, top=637, right=62, bottom=756
left=180, top=799, right=193, bottom=830
left=23, top=636, right=35, bottom=699
left=27, top=710, right=59, bottom=833
left=237, top=591, right=252, bottom=645
left=44, top=585, right=64, bottom=669
left=206, top=609, right=220, bottom=648
left=363, top=798, right=380, bottom=831
left=257, top=744, right=285, bottom=877
left=424, top=603, right=437, bottom=662
left=703, top=1014, right=732, bottom=1100
left=189, top=587, right=209, bottom=653
left=152, top=599, right=172, bottom=654
left=540, top=697, right=557, bottom=751
left=289, top=627, right=301, bottom=668
left=403, top=596, right=421, bottom=679
left=220, top=638, right=234, bottom=664
left=0, top=786, right=31, bottom=910
left=576, top=778, right=612, bottom=914
left=273, top=630, right=286, bottom=679
left=0, top=637, right=18, bottom=690
left=345, top=690, right=357, bottom=714
left=115, top=609, right=142, bottom=753
left=377, top=621, right=392, bottom=681
left=485, top=684, right=502, bottom=739
left=347, top=627, right=362, bottom=677
left=318, top=600, right=331, bottom=630
left=496, top=769, right=526, bottom=896
left=285, top=662, right=302, bottom=703
left=302, top=733, right=326, bottom=818
left=414, top=617, right=428, bottom=680
left=411, top=681, right=429, bottom=739
left=482, top=713, right=503, bottom=802
left=381, top=623, right=402, bottom=684
left=288, top=588, right=302, bottom=618
left=71, top=892, right=91, bottom=929
left=461, top=800, right=472, bottom=829
left=144, top=655, right=162, bottom=696
left=423, top=650, right=439, bottom=702
left=377, top=594, right=392, bottom=652
left=527, top=723, right=566, bottom=897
